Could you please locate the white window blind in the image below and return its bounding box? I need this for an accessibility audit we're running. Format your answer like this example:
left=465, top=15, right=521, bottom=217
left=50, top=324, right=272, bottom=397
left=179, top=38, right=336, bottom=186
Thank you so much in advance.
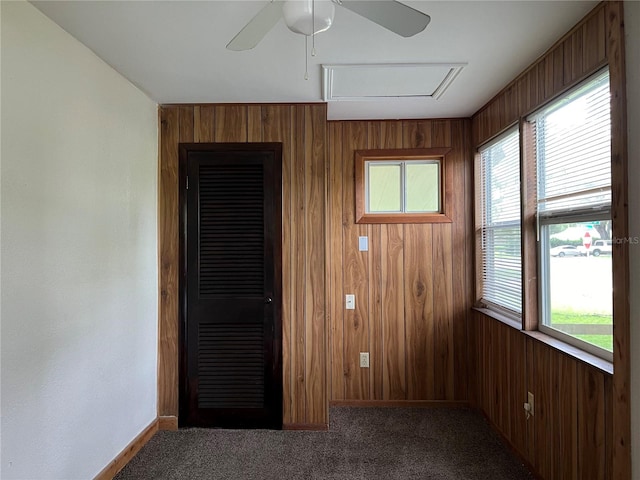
left=478, top=129, right=521, bottom=314
left=532, top=69, right=611, bottom=215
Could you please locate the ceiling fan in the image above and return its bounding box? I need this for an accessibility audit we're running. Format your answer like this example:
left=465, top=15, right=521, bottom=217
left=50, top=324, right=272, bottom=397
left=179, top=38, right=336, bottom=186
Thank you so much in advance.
left=227, top=0, right=431, bottom=51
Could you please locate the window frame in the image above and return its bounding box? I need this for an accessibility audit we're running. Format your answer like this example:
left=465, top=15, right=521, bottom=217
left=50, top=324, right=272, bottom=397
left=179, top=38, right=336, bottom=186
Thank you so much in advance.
left=355, top=148, right=452, bottom=224
left=475, top=127, right=522, bottom=319
left=537, top=212, right=613, bottom=362
left=527, top=67, right=613, bottom=361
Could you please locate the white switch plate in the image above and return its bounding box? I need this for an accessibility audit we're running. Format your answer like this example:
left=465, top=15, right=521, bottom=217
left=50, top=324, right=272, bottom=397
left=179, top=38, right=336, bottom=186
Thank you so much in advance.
left=360, top=352, right=370, bottom=368
left=345, top=294, right=355, bottom=310
left=358, top=236, right=369, bottom=251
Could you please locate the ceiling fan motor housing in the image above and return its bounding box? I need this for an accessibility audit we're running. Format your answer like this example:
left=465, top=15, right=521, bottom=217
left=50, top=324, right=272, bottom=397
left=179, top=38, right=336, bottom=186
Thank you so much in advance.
left=282, top=0, right=336, bottom=36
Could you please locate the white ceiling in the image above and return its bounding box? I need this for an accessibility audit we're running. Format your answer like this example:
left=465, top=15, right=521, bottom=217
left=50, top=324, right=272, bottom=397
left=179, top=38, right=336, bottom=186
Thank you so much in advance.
left=31, top=0, right=598, bottom=120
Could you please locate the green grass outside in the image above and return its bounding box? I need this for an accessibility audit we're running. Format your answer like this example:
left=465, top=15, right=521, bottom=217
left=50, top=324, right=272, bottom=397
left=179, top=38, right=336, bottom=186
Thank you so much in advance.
left=573, top=335, right=613, bottom=351
left=551, top=309, right=612, bottom=351
left=551, top=311, right=612, bottom=325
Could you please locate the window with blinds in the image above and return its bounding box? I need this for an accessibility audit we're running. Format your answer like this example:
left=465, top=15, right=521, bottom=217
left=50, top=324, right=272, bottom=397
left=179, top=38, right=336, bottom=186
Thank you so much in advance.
left=529, top=68, right=613, bottom=360
left=478, top=128, right=521, bottom=315
left=532, top=68, right=611, bottom=216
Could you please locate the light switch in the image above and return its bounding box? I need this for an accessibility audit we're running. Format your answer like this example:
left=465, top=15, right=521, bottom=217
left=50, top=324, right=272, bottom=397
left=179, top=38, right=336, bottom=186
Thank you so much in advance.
left=346, top=294, right=355, bottom=310
left=358, top=236, right=369, bottom=251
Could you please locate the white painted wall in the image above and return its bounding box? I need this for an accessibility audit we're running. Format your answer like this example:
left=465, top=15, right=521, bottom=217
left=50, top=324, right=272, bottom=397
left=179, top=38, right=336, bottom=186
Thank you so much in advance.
left=1, top=2, right=158, bottom=479
left=626, top=1, right=640, bottom=478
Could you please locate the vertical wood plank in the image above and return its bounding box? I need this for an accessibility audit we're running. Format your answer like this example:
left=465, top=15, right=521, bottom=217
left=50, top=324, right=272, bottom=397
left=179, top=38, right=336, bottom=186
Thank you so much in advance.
left=554, top=352, right=578, bottom=480
left=158, top=106, right=179, bottom=416
left=342, top=121, right=370, bottom=400
left=508, top=328, right=527, bottom=456
left=214, top=105, right=248, bottom=142
left=403, top=120, right=432, bottom=148
left=584, top=6, right=606, bottom=71
left=368, top=222, right=383, bottom=400
left=291, top=105, right=306, bottom=422
left=381, top=224, right=406, bottom=400
left=516, top=77, right=528, bottom=117
left=304, top=105, right=326, bottom=424
left=433, top=223, right=454, bottom=400
left=402, top=120, right=433, bottom=148
left=552, top=45, right=565, bottom=93
left=262, top=105, right=293, bottom=423
left=525, top=337, right=535, bottom=463
left=605, top=374, right=614, bottom=480
left=537, top=59, right=548, bottom=105
left=577, top=364, right=606, bottom=479
left=178, top=106, right=194, bottom=143
left=404, top=224, right=434, bottom=400
left=197, top=105, right=215, bottom=142
left=247, top=105, right=262, bottom=142
left=328, top=122, right=345, bottom=401
left=459, top=118, right=473, bottom=402
left=432, top=120, right=452, bottom=147
left=367, top=122, right=383, bottom=400
left=528, top=63, right=540, bottom=111
left=536, top=343, right=554, bottom=479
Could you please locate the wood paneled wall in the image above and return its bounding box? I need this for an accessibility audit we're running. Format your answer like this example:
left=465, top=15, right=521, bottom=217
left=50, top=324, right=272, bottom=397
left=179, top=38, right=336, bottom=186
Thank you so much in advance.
left=472, top=4, right=608, bottom=147
left=473, top=312, right=613, bottom=479
left=159, top=104, right=328, bottom=427
left=159, top=106, right=474, bottom=426
left=470, top=2, right=629, bottom=478
left=327, top=120, right=473, bottom=402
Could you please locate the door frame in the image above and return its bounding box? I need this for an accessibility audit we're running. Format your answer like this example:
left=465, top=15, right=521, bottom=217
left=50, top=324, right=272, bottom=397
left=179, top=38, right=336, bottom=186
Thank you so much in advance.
left=178, top=142, right=283, bottom=427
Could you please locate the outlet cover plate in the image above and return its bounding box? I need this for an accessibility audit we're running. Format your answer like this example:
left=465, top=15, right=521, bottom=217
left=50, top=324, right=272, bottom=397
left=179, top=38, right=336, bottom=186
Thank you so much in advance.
left=360, top=352, right=370, bottom=368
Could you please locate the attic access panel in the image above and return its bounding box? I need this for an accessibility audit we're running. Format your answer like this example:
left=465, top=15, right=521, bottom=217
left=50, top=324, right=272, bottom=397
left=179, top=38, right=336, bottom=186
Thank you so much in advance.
left=322, top=63, right=466, bottom=101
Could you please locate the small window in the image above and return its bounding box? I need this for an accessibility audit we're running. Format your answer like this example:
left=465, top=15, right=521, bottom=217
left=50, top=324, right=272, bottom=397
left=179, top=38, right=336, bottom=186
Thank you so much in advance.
left=476, top=128, right=522, bottom=316
left=366, top=160, right=439, bottom=213
left=355, top=148, right=451, bottom=224
left=529, top=68, right=612, bottom=360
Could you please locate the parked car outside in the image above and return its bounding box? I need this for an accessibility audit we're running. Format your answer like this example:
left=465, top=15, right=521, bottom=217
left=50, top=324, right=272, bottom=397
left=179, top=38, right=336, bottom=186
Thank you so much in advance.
left=550, top=245, right=585, bottom=257
left=591, top=239, right=612, bottom=256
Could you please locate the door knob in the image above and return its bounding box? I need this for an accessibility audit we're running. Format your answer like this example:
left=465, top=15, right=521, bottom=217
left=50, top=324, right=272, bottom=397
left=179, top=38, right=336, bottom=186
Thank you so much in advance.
left=265, top=297, right=273, bottom=304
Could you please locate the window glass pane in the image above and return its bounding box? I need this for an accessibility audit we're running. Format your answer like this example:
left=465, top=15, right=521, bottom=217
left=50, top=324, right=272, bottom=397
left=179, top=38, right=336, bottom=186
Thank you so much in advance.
left=543, top=220, right=612, bottom=352
left=368, top=164, right=401, bottom=212
left=405, top=162, right=439, bottom=212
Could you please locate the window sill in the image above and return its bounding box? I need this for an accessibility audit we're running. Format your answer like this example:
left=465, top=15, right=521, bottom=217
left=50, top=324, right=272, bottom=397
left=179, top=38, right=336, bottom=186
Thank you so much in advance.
left=522, top=330, right=613, bottom=375
left=473, top=306, right=521, bottom=330
left=356, top=213, right=452, bottom=224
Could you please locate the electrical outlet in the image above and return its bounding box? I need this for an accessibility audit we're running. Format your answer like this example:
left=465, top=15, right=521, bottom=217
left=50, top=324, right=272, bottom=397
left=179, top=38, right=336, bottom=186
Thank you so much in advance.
left=359, top=352, right=370, bottom=368
left=528, top=391, right=534, bottom=416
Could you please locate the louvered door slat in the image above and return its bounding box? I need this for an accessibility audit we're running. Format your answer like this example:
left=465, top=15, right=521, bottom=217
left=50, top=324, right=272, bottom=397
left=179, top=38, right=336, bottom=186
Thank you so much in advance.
left=199, top=163, right=264, bottom=297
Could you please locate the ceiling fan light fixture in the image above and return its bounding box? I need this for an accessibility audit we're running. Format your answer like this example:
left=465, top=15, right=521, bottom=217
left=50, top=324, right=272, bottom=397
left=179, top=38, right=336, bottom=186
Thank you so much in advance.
left=282, top=0, right=335, bottom=36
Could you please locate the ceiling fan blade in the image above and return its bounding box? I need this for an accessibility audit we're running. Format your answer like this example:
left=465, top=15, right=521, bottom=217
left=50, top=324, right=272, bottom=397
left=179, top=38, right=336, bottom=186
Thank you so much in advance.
left=337, top=0, right=430, bottom=38
left=227, top=1, right=285, bottom=51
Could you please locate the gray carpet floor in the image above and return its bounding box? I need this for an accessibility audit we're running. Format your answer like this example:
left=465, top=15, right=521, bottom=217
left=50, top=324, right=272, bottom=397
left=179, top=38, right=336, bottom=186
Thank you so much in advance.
left=115, top=407, right=533, bottom=480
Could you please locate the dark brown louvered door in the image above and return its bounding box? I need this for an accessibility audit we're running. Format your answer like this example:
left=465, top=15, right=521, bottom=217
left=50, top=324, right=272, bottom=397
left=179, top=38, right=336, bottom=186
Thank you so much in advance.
left=180, top=143, right=282, bottom=429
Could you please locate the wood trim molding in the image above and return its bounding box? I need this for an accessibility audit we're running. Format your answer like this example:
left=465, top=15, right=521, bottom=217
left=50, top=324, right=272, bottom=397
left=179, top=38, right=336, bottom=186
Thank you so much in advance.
left=158, top=416, right=178, bottom=431
left=94, top=419, right=158, bottom=480
left=606, top=2, right=631, bottom=479
left=329, top=400, right=469, bottom=408
left=354, top=147, right=452, bottom=224
left=283, top=423, right=329, bottom=431
left=520, top=119, right=539, bottom=331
